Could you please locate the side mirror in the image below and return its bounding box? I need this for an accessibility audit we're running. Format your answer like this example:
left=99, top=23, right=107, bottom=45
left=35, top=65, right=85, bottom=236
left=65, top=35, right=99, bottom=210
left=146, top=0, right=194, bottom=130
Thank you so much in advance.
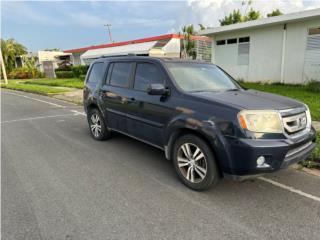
left=147, top=83, right=169, bottom=95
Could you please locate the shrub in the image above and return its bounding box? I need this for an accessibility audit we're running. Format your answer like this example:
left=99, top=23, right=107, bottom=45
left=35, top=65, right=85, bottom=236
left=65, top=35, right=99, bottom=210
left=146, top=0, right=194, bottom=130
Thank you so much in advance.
left=55, top=66, right=72, bottom=72
left=72, top=65, right=89, bottom=78
left=305, top=80, right=320, bottom=93
left=8, top=67, right=44, bottom=79
left=56, top=71, right=74, bottom=78
left=79, top=74, right=86, bottom=81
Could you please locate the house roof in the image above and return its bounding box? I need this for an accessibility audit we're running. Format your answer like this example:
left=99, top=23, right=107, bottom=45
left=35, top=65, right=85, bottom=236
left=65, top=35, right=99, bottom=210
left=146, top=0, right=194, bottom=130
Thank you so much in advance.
left=199, top=8, right=320, bottom=36
left=64, top=34, right=211, bottom=53
left=81, top=41, right=158, bottom=60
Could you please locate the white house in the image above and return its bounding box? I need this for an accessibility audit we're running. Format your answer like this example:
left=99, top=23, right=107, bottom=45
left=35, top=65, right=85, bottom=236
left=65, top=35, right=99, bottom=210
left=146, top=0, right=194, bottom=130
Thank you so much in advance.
left=64, top=34, right=212, bottom=65
left=199, top=8, right=320, bottom=84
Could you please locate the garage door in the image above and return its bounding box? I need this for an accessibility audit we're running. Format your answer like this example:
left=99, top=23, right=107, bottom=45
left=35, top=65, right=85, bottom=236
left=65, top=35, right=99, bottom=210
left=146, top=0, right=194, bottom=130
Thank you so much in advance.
left=303, top=27, right=320, bottom=82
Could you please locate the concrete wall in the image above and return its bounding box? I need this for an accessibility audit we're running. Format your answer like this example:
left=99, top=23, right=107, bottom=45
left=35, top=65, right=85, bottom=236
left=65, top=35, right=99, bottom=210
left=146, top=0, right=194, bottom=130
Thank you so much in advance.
left=212, top=26, right=283, bottom=82
left=284, top=18, right=320, bottom=84
left=209, top=17, right=320, bottom=84
left=37, top=51, right=65, bottom=72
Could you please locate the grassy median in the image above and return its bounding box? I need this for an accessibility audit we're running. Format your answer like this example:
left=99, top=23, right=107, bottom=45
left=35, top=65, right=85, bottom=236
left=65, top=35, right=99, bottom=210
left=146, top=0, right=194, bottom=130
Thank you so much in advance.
left=1, top=80, right=69, bottom=95
left=24, top=78, right=84, bottom=89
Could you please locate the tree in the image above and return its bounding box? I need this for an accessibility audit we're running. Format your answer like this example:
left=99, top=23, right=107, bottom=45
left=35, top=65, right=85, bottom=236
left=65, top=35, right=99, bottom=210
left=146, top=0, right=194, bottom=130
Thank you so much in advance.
left=219, top=0, right=261, bottom=26
left=181, top=25, right=196, bottom=59
left=219, top=9, right=242, bottom=26
left=244, top=8, right=261, bottom=21
left=198, top=24, right=206, bottom=30
left=267, top=9, right=283, bottom=17
left=44, top=48, right=61, bottom=51
left=1, top=38, right=27, bottom=72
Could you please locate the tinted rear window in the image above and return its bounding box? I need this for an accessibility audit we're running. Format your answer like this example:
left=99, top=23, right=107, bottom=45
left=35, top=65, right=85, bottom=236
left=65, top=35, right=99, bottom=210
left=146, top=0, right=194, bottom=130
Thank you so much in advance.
left=110, top=62, right=132, bottom=88
left=87, top=63, right=105, bottom=83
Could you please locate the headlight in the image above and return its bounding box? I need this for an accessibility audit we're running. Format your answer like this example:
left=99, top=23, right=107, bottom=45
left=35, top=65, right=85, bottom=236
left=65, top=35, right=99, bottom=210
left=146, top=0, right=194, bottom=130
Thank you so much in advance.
left=238, top=110, right=282, bottom=133
left=305, top=104, right=312, bottom=131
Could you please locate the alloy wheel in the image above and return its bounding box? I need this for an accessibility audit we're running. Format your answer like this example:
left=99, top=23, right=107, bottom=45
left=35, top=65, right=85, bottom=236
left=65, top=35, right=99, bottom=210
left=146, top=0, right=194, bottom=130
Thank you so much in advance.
left=177, top=143, right=207, bottom=183
left=90, top=113, right=102, bottom=138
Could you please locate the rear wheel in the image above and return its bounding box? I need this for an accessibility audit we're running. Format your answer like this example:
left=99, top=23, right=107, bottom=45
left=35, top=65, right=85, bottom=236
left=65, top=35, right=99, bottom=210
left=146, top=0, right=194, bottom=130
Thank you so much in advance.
left=173, top=134, right=220, bottom=191
left=87, top=108, right=111, bottom=141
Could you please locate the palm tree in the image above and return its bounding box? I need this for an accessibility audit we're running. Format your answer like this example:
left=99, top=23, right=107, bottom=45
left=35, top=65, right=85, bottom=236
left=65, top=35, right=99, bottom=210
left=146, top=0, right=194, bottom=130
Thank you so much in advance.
left=1, top=38, right=27, bottom=72
left=181, top=25, right=196, bottom=59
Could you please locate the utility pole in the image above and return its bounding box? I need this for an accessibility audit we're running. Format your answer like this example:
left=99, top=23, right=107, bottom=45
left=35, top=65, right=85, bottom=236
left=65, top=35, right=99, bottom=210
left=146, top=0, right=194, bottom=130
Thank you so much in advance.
left=104, top=24, right=113, bottom=43
left=0, top=50, right=8, bottom=84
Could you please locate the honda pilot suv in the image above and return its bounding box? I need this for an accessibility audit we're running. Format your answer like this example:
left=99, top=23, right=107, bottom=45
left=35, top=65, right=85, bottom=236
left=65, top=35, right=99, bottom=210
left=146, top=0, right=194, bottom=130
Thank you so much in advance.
left=84, top=56, right=316, bottom=191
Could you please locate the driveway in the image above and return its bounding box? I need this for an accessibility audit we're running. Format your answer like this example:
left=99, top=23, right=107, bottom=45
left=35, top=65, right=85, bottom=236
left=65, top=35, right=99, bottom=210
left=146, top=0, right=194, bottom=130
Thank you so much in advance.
left=1, top=89, right=320, bottom=240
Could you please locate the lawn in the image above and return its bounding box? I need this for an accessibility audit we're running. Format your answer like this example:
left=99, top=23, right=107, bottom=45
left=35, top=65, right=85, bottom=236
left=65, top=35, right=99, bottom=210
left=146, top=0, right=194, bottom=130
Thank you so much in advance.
left=24, top=78, right=84, bottom=89
left=241, top=82, right=320, bottom=121
left=1, top=80, right=69, bottom=95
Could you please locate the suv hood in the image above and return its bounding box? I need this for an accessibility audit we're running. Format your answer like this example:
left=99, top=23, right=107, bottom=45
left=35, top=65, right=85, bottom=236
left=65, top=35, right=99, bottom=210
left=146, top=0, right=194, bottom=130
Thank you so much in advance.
left=191, top=89, right=303, bottom=110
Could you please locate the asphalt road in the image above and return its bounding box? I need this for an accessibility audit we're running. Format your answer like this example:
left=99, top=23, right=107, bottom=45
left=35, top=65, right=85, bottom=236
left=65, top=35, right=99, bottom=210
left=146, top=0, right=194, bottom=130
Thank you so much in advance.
left=2, top=89, right=320, bottom=240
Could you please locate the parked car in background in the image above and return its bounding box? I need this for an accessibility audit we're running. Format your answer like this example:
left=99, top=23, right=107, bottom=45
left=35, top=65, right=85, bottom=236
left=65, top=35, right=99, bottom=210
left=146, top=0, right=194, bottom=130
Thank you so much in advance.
left=83, top=56, right=317, bottom=191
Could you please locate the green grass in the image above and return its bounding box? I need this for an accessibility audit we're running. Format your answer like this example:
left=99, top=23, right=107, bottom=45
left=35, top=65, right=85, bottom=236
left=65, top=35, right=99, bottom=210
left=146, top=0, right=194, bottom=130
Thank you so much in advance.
left=1, top=80, right=69, bottom=95
left=241, top=82, right=320, bottom=121
left=24, top=78, right=84, bottom=89
left=300, top=131, right=320, bottom=169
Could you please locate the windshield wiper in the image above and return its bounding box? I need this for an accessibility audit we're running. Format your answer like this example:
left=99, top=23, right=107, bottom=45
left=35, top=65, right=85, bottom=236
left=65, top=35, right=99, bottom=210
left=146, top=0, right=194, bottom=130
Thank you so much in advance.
left=226, top=88, right=240, bottom=92
left=189, top=90, right=218, bottom=93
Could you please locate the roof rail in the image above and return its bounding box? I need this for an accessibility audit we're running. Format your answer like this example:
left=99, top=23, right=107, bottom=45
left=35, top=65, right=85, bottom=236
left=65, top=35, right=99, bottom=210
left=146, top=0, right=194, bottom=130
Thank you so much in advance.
left=100, top=53, right=137, bottom=58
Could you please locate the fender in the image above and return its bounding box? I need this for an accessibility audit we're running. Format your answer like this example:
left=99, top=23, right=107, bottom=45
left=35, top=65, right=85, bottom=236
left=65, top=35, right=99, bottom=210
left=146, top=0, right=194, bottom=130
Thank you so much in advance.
left=163, top=115, right=233, bottom=174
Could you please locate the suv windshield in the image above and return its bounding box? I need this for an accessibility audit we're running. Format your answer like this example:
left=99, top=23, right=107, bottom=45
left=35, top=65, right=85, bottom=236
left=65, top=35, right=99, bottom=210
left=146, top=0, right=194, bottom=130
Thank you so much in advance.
left=166, top=62, right=240, bottom=92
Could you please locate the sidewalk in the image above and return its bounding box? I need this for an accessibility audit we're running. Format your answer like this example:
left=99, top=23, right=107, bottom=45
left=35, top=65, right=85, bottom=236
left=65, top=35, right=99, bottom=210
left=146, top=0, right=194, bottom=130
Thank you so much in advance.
left=52, top=89, right=83, bottom=105
left=312, top=121, right=320, bottom=131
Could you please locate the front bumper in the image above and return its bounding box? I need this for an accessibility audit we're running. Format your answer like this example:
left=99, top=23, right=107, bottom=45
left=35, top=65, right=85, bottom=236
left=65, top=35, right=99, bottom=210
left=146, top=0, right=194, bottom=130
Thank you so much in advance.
left=221, top=127, right=317, bottom=179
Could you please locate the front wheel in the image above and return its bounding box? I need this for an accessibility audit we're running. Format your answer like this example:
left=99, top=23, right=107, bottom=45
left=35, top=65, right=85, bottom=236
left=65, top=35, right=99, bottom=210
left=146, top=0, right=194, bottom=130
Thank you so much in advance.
left=173, top=134, right=220, bottom=191
left=87, top=108, right=111, bottom=141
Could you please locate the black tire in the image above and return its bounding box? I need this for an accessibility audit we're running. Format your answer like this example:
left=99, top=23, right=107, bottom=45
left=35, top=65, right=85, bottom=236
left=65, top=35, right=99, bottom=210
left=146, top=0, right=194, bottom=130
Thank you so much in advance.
left=87, top=108, right=111, bottom=141
left=173, top=134, right=220, bottom=191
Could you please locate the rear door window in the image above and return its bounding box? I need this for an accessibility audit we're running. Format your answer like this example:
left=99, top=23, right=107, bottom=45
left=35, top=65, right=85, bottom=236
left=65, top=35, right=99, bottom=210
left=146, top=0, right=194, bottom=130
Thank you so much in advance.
left=87, top=63, right=105, bottom=84
left=134, top=63, right=164, bottom=91
left=110, top=62, right=133, bottom=88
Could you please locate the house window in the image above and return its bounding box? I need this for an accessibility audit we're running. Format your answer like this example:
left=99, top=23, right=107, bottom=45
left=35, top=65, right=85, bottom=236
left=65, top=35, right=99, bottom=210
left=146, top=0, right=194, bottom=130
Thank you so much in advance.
left=238, top=42, right=250, bottom=65
left=216, top=40, right=226, bottom=45
left=309, top=27, right=320, bottom=35
left=227, top=38, right=237, bottom=44
left=239, top=37, right=250, bottom=43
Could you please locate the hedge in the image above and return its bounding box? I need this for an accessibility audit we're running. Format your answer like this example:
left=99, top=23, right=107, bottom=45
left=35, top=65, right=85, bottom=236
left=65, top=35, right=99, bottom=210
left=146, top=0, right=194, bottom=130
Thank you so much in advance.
left=72, top=65, right=89, bottom=78
left=56, top=71, right=74, bottom=78
left=55, top=66, right=72, bottom=72
left=79, top=74, right=86, bottom=81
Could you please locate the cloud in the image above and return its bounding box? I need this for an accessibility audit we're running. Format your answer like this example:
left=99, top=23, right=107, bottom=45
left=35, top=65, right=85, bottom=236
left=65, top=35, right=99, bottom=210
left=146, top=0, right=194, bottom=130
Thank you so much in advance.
left=187, top=0, right=320, bottom=28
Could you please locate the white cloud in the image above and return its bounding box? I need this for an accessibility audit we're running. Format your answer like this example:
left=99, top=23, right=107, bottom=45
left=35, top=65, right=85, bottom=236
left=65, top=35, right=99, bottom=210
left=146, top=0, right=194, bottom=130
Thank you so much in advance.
left=187, top=0, right=320, bottom=28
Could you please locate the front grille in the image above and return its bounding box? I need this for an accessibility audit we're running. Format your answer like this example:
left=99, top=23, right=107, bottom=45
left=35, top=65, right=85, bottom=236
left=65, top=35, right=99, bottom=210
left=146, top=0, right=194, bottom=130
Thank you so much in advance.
left=280, top=107, right=308, bottom=137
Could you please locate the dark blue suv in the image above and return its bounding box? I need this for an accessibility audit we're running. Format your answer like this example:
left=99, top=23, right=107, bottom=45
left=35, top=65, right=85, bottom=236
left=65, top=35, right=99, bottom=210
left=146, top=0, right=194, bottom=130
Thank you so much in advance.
left=83, top=56, right=316, bottom=191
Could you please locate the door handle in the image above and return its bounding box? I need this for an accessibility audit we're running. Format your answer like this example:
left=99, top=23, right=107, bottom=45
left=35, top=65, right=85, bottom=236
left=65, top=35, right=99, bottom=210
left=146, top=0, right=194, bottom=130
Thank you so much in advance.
left=121, top=97, right=135, bottom=104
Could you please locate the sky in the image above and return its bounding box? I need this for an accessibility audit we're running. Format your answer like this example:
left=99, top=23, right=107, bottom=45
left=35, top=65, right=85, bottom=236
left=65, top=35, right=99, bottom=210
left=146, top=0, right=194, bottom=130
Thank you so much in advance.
left=2, top=0, right=320, bottom=52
